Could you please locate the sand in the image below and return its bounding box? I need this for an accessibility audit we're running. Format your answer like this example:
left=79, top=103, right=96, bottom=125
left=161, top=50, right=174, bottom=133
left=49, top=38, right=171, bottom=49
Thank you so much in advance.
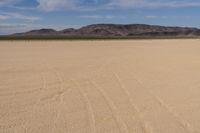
left=0, top=39, right=200, bottom=133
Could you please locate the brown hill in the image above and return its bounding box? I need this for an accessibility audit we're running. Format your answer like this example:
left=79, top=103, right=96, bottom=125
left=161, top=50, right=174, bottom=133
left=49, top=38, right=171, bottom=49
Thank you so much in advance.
left=13, top=24, right=200, bottom=37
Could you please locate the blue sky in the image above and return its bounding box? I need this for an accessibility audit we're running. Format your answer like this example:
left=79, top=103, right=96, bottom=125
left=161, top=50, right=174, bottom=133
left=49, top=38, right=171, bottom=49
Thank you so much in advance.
left=0, top=0, right=200, bottom=34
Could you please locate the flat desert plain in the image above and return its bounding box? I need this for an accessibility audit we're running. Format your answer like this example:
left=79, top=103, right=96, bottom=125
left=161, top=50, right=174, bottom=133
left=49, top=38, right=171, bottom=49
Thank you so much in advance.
left=1, top=40, right=200, bottom=133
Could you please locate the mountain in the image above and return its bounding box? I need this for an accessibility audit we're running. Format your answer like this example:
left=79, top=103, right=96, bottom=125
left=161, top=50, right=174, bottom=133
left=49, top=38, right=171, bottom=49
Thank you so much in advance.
left=13, top=24, right=200, bottom=37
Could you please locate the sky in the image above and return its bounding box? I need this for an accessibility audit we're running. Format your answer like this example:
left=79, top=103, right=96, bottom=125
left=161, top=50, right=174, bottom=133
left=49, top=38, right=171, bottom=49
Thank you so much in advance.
left=0, top=0, right=200, bottom=35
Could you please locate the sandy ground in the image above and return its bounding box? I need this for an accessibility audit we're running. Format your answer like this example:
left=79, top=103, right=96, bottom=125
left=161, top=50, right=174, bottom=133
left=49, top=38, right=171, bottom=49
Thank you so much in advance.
left=1, top=40, right=200, bottom=133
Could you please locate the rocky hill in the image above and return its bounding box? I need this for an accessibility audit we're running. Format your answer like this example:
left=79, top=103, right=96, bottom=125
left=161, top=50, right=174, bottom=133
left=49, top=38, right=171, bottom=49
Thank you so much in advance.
left=13, top=24, right=200, bottom=37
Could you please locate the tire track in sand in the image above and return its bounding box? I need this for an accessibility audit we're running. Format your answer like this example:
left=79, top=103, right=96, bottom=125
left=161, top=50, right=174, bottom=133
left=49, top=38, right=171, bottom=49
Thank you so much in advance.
left=135, top=78, right=194, bottom=133
left=112, top=72, right=154, bottom=133
left=90, top=80, right=130, bottom=133
left=72, top=79, right=96, bottom=133
left=93, top=63, right=151, bottom=133
left=53, top=70, right=66, bottom=115
left=41, top=72, right=47, bottom=90
left=54, top=70, right=65, bottom=102
left=113, top=70, right=194, bottom=133
left=48, top=69, right=67, bottom=132
left=154, top=96, right=194, bottom=133
left=39, top=64, right=68, bottom=103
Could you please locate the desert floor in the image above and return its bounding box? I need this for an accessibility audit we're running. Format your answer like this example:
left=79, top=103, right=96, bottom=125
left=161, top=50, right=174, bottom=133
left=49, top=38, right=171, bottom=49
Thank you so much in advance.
left=1, top=40, right=200, bottom=133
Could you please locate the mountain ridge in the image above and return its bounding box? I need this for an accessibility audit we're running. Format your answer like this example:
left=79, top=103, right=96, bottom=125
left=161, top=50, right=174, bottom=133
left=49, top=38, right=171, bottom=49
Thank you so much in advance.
left=13, top=24, right=200, bottom=37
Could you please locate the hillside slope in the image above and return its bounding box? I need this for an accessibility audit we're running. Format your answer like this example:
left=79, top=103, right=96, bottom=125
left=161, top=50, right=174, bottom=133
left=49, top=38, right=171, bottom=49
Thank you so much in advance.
left=13, top=24, right=200, bottom=37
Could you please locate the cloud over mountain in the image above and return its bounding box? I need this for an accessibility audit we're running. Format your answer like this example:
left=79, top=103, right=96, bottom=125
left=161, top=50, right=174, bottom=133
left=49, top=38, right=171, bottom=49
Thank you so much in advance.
left=35, top=0, right=200, bottom=11
left=0, top=12, right=40, bottom=21
left=1, top=0, right=200, bottom=11
left=36, top=0, right=75, bottom=11
left=1, top=0, right=200, bottom=35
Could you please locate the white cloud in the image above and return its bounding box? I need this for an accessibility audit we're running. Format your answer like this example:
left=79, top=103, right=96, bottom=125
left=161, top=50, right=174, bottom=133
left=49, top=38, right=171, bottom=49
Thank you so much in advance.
left=109, top=0, right=143, bottom=7
left=80, top=15, right=114, bottom=19
left=145, top=15, right=158, bottom=19
left=36, top=0, right=200, bottom=11
left=0, top=23, right=28, bottom=29
left=1, top=0, right=200, bottom=12
left=109, top=0, right=200, bottom=8
left=144, top=15, right=170, bottom=19
left=0, top=15, right=10, bottom=20
left=37, top=0, right=76, bottom=11
left=0, top=12, right=40, bottom=21
left=0, top=23, right=29, bottom=35
left=0, top=0, right=21, bottom=6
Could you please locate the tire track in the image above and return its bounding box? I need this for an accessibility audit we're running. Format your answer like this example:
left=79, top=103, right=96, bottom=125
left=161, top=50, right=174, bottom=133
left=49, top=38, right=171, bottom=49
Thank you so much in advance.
left=154, top=96, right=194, bottom=133
left=39, top=70, right=65, bottom=103
left=41, top=72, right=47, bottom=90
left=91, top=62, right=195, bottom=133
left=91, top=80, right=130, bottom=133
left=54, top=70, right=65, bottom=102
left=112, top=72, right=154, bottom=133
left=72, top=79, right=96, bottom=133
left=50, top=69, right=71, bottom=132
left=123, top=72, right=194, bottom=133
left=93, top=64, right=152, bottom=133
